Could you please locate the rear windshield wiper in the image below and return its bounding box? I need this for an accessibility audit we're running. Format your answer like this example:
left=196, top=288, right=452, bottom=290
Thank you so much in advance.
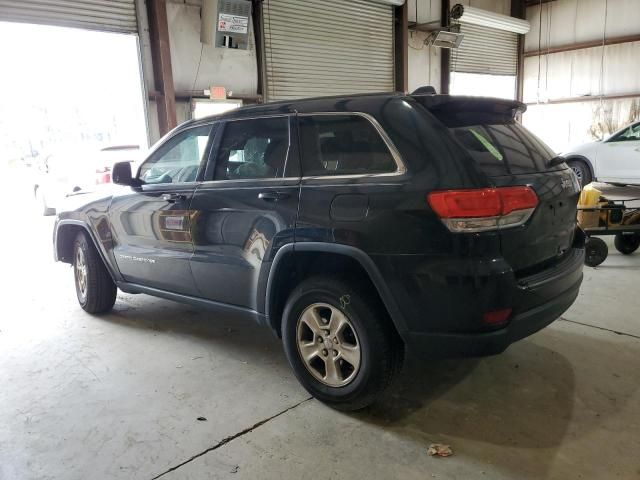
left=547, top=156, right=567, bottom=167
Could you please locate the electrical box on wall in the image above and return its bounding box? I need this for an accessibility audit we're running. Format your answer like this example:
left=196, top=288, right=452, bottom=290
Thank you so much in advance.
left=215, top=0, right=251, bottom=50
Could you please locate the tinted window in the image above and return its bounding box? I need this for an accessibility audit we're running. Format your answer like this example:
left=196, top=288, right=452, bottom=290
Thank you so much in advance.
left=435, top=110, right=556, bottom=175
left=298, top=114, right=397, bottom=176
left=139, top=125, right=212, bottom=184
left=214, top=117, right=289, bottom=180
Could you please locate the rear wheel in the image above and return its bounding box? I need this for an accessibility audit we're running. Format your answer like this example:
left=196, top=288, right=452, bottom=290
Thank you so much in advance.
left=614, top=233, right=640, bottom=255
left=568, top=160, right=592, bottom=187
left=281, top=275, right=403, bottom=411
left=584, top=237, right=608, bottom=267
left=73, top=232, right=117, bottom=313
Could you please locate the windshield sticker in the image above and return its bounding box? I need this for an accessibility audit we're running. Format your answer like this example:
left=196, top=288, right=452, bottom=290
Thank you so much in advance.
left=470, top=129, right=504, bottom=162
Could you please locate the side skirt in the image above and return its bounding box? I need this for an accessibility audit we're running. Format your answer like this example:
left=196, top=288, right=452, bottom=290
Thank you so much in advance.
left=117, top=282, right=268, bottom=326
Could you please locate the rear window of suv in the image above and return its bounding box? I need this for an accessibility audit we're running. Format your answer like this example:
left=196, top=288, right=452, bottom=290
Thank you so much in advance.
left=430, top=110, right=556, bottom=176
left=298, top=114, right=397, bottom=176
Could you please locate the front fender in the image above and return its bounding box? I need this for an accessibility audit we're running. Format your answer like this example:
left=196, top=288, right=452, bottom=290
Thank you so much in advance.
left=54, top=218, right=121, bottom=282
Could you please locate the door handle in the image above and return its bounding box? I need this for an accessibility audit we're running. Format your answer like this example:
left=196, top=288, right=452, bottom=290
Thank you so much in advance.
left=258, top=191, right=290, bottom=202
left=162, top=193, right=187, bottom=202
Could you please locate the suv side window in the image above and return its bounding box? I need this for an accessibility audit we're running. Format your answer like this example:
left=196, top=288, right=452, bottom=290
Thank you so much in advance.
left=139, top=125, right=212, bottom=185
left=213, top=117, right=290, bottom=180
left=298, top=114, right=397, bottom=176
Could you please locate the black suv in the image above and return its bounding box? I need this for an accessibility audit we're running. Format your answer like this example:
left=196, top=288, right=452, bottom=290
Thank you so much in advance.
left=54, top=92, right=585, bottom=410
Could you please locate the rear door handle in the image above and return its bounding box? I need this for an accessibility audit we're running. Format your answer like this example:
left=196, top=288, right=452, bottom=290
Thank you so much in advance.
left=258, top=191, right=290, bottom=202
left=162, top=193, right=187, bottom=202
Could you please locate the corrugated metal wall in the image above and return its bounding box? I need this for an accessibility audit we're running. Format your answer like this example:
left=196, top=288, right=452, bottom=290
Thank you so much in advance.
left=166, top=2, right=257, bottom=96
left=407, top=0, right=442, bottom=93
left=263, top=0, right=395, bottom=101
left=0, top=0, right=138, bottom=34
left=522, top=0, right=640, bottom=152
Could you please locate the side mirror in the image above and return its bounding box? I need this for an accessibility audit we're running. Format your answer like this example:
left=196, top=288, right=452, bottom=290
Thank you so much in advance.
left=112, top=161, right=140, bottom=187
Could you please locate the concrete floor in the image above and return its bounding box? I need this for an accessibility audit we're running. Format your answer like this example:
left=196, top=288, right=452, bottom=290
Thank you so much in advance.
left=1, top=181, right=640, bottom=480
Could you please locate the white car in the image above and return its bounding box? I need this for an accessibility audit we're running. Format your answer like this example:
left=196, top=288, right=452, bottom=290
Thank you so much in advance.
left=562, top=121, right=640, bottom=185
left=33, top=145, right=141, bottom=215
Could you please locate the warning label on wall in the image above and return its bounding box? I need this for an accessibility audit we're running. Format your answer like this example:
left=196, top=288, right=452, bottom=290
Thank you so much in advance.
left=218, top=13, right=249, bottom=34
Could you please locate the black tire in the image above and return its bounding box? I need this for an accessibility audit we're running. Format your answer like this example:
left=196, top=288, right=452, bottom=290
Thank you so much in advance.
left=73, top=232, right=117, bottom=313
left=281, top=275, right=403, bottom=411
left=584, top=237, right=608, bottom=267
left=34, top=187, right=56, bottom=216
left=568, top=160, right=593, bottom=187
left=614, top=233, right=640, bottom=255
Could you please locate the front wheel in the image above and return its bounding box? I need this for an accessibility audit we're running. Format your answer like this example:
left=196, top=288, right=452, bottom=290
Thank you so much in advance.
left=281, top=276, right=403, bottom=411
left=614, top=233, right=640, bottom=255
left=73, top=232, right=117, bottom=313
left=568, top=160, right=593, bottom=187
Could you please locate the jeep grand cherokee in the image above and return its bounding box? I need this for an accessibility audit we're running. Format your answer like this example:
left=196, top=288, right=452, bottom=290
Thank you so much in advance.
left=53, top=91, right=585, bottom=410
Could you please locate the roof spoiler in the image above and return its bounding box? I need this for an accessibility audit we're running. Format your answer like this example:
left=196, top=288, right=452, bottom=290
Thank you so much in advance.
left=413, top=95, right=527, bottom=117
left=411, top=86, right=437, bottom=95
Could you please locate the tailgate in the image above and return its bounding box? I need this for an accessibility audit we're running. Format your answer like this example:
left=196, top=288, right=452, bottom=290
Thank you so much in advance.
left=420, top=96, right=581, bottom=273
left=492, top=169, right=580, bottom=273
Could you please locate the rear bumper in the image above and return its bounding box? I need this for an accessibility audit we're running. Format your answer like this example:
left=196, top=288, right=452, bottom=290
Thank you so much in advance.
left=373, top=245, right=585, bottom=358
left=404, top=279, right=580, bottom=357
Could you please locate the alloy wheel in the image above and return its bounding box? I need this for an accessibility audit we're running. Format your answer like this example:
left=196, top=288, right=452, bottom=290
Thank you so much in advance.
left=571, top=165, right=582, bottom=180
left=296, top=302, right=361, bottom=387
left=75, top=248, right=88, bottom=302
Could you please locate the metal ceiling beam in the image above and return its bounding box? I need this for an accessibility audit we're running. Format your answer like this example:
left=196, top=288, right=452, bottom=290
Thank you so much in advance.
left=525, top=92, right=640, bottom=106
left=524, top=0, right=555, bottom=7
left=524, top=34, right=640, bottom=57
left=147, top=0, right=177, bottom=136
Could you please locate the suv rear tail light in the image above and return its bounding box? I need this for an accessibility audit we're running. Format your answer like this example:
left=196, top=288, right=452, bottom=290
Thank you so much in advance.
left=427, top=186, right=538, bottom=233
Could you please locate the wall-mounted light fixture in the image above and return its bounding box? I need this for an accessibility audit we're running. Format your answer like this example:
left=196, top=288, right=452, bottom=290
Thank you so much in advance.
left=428, top=30, right=465, bottom=49
left=450, top=4, right=530, bottom=34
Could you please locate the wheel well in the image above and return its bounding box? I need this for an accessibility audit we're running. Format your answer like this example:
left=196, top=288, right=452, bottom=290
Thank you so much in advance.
left=56, top=224, right=85, bottom=264
left=267, top=251, right=390, bottom=337
left=565, top=156, right=594, bottom=178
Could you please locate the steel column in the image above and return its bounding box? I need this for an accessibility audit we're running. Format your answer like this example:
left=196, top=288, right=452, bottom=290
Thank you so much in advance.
left=440, top=0, right=450, bottom=94
left=394, top=2, right=408, bottom=92
left=147, top=0, right=176, bottom=136
left=512, top=0, right=525, bottom=102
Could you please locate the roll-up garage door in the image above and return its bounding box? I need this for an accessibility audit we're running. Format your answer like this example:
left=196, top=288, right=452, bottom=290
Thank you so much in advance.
left=263, top=0, right=395, bottom=101
left=451, top=23, right=517, bottom=76
left=0, top=0, right=137, bottom=34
